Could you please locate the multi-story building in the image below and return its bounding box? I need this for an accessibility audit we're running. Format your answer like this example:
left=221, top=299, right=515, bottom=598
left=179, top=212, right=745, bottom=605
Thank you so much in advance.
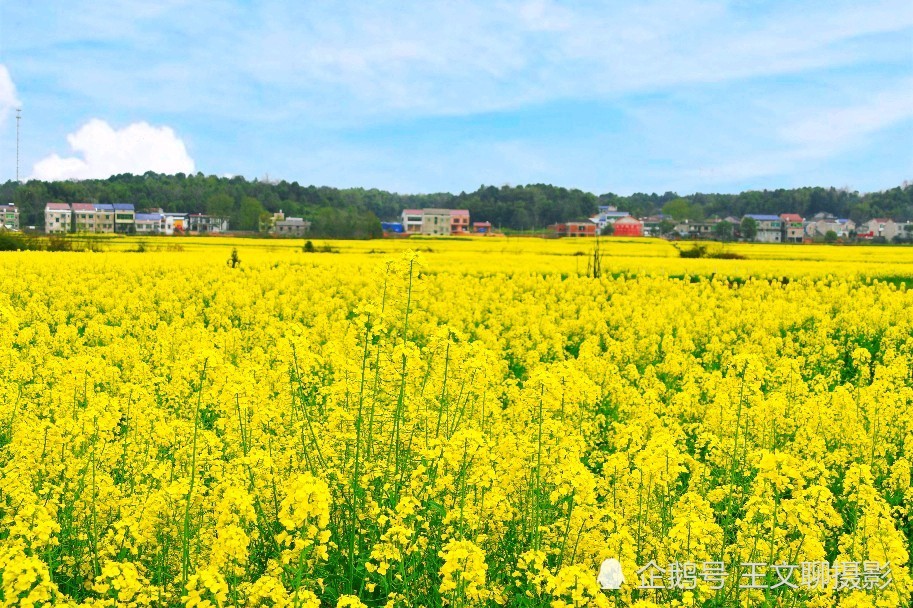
left=420, top=209, right=453, bottom=236
left=0, top=204, right=19, bottom=230
left=742, top=214, right=782, bottom=243
left=401, top=209, right=423, bottom=234
left=1, top=204, right=19, bottom=230
left=188, top=214, right=228, bottom=233
left=93, top=203, right=116, bottom=233
left=45, top=202, right=72, bottom=233
left=779, top=214, right=804, bottom=243
left=135, top=212, right=163, bottom=233
left=113, top=203, right=135, bottom=233
left=273, top=217, right=311, bottom=236
left=450, top=210, right=470, bottom=234
left=71, top=203, right=96, bottom=232
left=401, top=208, right=472, bottom=235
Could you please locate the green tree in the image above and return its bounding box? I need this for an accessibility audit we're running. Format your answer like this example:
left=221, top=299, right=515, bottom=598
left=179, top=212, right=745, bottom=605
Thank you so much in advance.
left=205, top=193, right=234, bottom=222
left=824, top=230, right=838, bottom=243
left=713, top=221, right=733, bottom=242
left=600, top=223, right=615, bottom=236
left=740, top=216, right=758, bottom=241
left=237, top=196, right=266, bottom=231
left=662, top=198, right=689, bottom=220
left=657, top=219, right=677, bottom=236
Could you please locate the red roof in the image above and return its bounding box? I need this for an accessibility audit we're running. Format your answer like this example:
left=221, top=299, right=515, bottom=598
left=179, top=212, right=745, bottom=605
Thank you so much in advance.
left=71, top=203, right=95, bottom=211
left=45, top=202, right=71, bottom=211
left=780, top=213, right=803, bottom=221
left=450, top=209, right=470, bottom=216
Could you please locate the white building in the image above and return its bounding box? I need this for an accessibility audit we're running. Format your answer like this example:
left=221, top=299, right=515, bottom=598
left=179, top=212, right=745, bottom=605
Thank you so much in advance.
left=161, top=213, right=188, bottom=235
left=45, top=202, right=72, bottom=233
left=188, top=214, right=229, bottom=234
left=135, top=213, right=163, bottom=233
left=401, top=209, right=423, bottom=234
left=273, top=217, right=311, bottom=236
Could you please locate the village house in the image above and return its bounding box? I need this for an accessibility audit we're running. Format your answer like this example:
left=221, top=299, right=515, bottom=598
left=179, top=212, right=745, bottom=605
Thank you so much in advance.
left=674, top=219, right=716, bottom=240
left=93, top=204, right=117, bottom=233
left=420, top=209, right=452, bottom=235
left=400, top=208, right=473, bottom=236
left=590, top=205, right=633, bottom=233
left=611, top=216, right=644, bottom=237
left=640, top=215, right=670, bottom=237
left=273, top=217, right=311, bottom=236
left=113, top=203, right=136, bottom=233
left=857, top=218, right=910, bottom=241
left=551, top=222, right=597, bottom=237
left=45, top=202, right=71, bottom=233
left=188, top=213, right=229, bottom=234
left=779, top=213, right=804, bottom=243
left=805, top=213, right=855, bottom=239
left=70, top=203, right=95, bottom=232
left=742, top=214, right=782, bottom=243
left=401, top=209, right=424, bottom=234
left=1, top=204, right=19, bottom=230
left=472, top=221, right=493, bottom=234
left=450, top=209, right=470, bottom=234
left=135, top=212, right=163, bottom=233
left=161, top=212, right=188, bottom=235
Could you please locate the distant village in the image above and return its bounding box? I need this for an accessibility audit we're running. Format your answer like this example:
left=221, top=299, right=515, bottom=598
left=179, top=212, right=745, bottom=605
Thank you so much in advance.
left=2, top=203, right=312, bottom=237
left=386, top=206, right=913, bottom=243
left=0, top=202, right=910, bottom=243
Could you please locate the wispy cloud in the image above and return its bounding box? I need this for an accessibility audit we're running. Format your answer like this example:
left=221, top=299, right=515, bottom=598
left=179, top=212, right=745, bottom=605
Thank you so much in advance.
left=780, top=81, right=913, bottom=154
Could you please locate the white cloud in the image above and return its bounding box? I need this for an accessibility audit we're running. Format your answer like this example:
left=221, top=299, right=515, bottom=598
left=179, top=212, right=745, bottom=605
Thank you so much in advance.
left=0, top=65, right=20, bottom=125
left=31, top=119, right=195, bottom=180
left=781, top=82, right=913, bottom=153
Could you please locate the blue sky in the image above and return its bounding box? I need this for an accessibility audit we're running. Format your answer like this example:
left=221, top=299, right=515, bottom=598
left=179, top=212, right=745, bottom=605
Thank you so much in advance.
left=0, top=0, right=911, bottom=195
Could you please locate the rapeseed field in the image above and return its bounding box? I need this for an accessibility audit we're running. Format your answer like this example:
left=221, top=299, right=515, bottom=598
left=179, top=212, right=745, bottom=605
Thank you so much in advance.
left=1, top=238, right=911, bottom=607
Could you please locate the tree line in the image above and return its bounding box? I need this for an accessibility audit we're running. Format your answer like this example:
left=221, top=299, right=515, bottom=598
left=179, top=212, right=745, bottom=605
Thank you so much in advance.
left=1, top=173, right=910, bottom=237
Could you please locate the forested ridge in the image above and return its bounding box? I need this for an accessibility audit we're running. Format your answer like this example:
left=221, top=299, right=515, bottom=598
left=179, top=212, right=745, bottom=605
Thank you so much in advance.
left=2, top=173, right=911, bottom=235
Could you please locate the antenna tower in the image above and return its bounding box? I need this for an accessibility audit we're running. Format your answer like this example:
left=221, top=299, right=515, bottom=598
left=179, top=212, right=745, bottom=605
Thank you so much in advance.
left=16, top=109, right=21, bottom=182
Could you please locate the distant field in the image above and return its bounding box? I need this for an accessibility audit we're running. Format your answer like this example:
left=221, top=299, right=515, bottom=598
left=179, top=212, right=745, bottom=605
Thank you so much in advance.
left=43, top=233, right=913, bottom=278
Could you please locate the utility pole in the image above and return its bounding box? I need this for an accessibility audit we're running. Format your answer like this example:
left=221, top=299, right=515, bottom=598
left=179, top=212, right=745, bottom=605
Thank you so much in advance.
left=16, top=108, right=21, bottom=182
